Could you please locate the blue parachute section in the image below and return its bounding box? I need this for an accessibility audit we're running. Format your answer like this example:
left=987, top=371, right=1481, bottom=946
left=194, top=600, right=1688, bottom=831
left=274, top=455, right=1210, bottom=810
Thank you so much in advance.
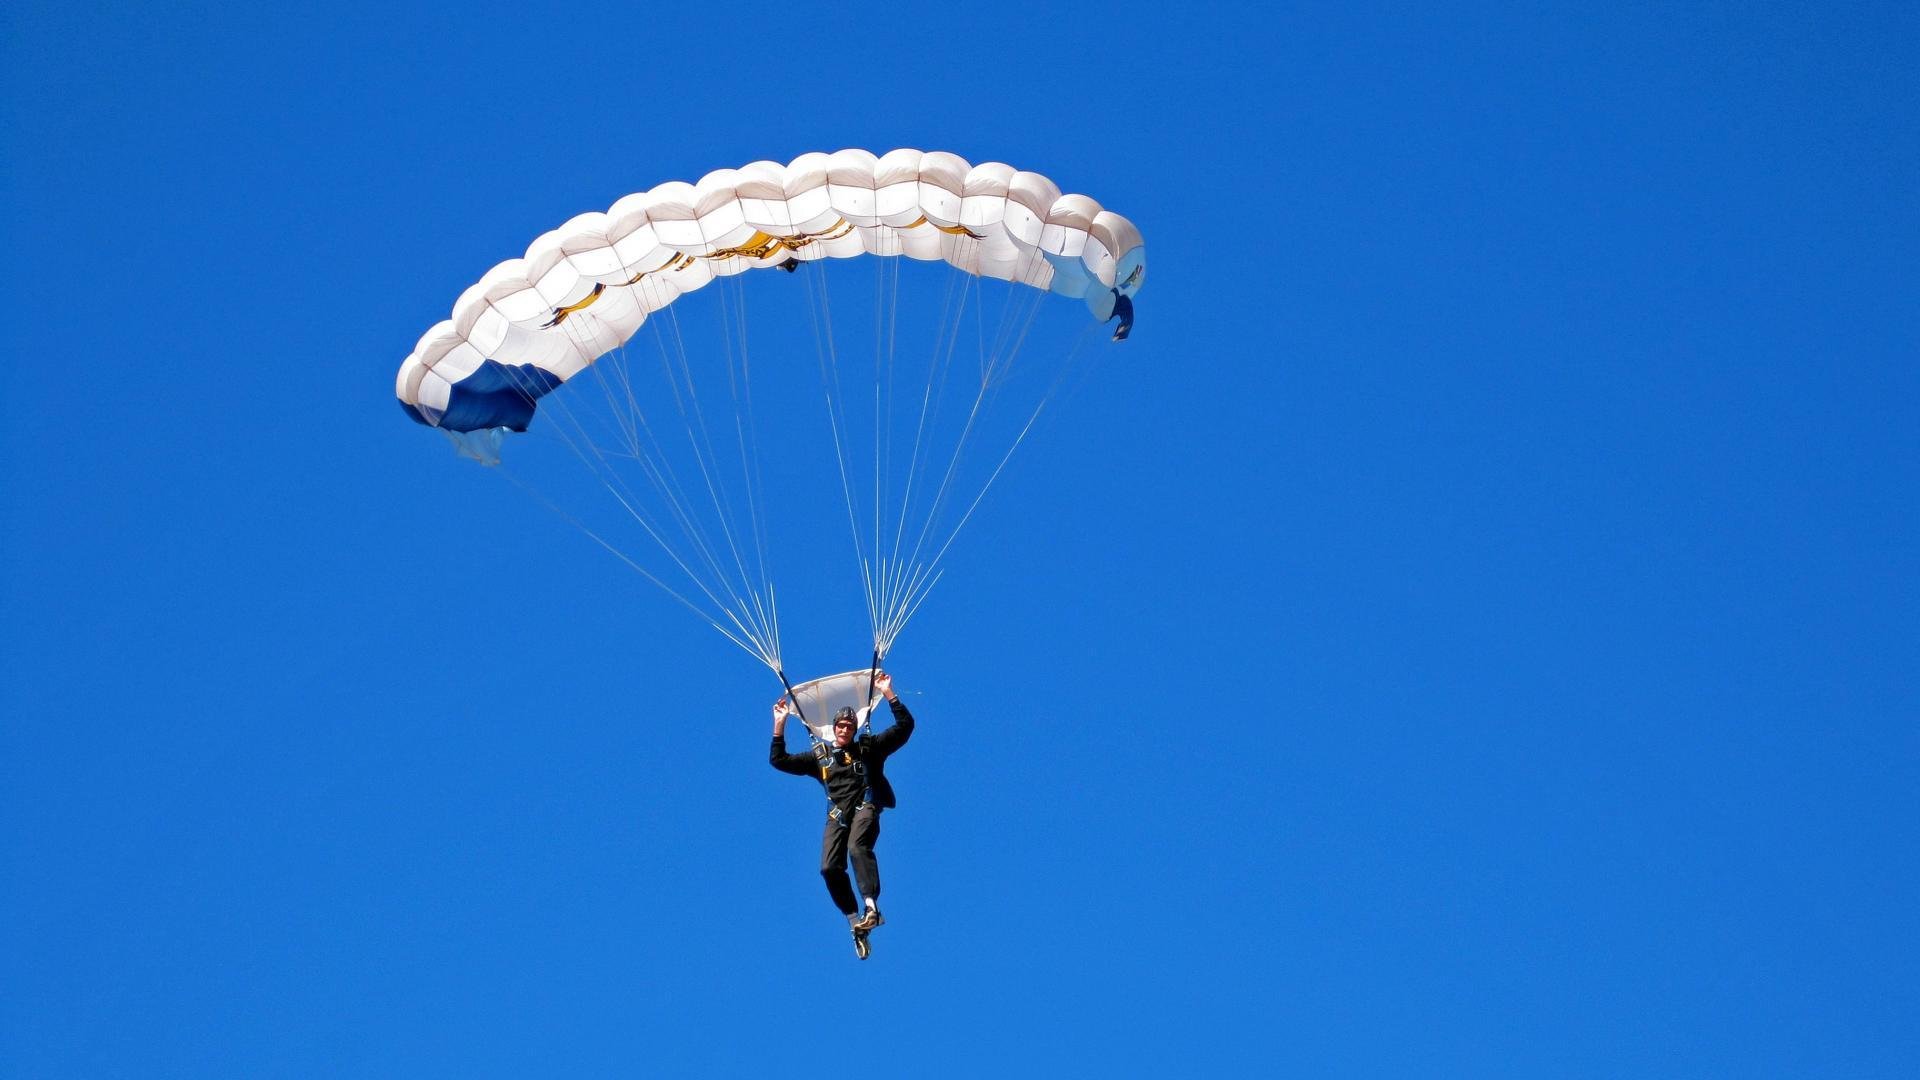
left=398, top=359, right=562, bottom=432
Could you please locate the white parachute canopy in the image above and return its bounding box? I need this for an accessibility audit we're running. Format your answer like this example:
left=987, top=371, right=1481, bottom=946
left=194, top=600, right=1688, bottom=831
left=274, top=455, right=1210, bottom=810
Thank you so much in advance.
left=396, top=148, right=1145, bottom=678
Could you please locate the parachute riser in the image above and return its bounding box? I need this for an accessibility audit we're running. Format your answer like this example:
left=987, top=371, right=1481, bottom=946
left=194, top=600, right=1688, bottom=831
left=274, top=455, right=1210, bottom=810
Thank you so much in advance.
left=863, top=647, right=881, bottom=737
left=779, top=658, right=886, bottom=745
left=775, top=668, right=818, bottom=748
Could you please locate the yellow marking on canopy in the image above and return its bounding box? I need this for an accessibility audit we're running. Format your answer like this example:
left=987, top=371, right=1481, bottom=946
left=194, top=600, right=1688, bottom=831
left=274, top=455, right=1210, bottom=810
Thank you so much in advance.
left=898, top=215, right=983, bottom=240
left=608, top=217, right=934, bottom=296
left=621, top=253, right=696, bottom=286
left=704, top=231, right=786, bottom=261
left=700, top=219, right=858, bottom=263
left=540, top=282, right=606, bottom=328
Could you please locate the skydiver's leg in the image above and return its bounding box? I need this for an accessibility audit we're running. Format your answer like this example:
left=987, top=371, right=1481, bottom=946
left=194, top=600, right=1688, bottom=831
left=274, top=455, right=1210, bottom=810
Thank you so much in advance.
left=849, top=804, right=883, bottom=903
left=819, top=810, right=859, bottom=917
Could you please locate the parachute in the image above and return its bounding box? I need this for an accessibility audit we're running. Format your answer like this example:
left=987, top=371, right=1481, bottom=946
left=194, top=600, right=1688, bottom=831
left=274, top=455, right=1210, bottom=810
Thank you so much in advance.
left=784, top=670, right=889, bottom=744
left=396, top=148, right=1144, bottom=686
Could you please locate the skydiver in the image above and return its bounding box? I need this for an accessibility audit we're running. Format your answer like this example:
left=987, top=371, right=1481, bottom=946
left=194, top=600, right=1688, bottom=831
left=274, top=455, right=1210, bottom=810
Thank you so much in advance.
left=769, top=670, right=915, bottom=959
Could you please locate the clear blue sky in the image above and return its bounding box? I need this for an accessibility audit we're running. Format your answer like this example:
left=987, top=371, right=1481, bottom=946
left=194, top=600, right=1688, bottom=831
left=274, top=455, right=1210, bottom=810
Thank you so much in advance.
left=4, top=2, right=1916, bottom=1075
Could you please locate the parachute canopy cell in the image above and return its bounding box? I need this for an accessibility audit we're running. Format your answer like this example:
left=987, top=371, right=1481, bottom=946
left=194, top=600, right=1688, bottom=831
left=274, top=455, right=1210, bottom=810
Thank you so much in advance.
left=395, top=148, right=1145, bottom=433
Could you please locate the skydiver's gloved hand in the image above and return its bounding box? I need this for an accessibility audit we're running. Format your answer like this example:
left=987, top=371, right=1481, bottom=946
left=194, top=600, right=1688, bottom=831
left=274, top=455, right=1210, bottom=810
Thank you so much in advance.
left=874, top=671, right=897, bottom=702
left=772, top=696, right=792, bottom=734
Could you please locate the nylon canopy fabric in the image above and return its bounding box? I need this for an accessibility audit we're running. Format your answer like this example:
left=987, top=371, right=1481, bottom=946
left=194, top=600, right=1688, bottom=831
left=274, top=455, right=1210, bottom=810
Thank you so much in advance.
left=395, top=148, right=1145, bottom=431
left=786, top=670, right=885, bottom=744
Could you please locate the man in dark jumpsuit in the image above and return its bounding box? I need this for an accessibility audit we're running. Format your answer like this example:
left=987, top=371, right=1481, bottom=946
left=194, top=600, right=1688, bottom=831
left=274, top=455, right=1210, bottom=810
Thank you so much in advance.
left=769, top=670, right=914, bottom=959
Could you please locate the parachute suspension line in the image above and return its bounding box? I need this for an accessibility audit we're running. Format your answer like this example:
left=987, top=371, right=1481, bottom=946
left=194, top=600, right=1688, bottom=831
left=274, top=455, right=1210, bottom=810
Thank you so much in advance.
left=887, top=261, right=983, bottom=645
left=523, top=349, right=782, bottom=670
left=878, top=568, right=943, bottom=659
left=494, top=464, right=778, bottom=669
left=873, top=272, right=1054, bottom=650
left=491, top=303, right=781, bottom=670
left=802, top=258, right=883, bottom=646
left=655, top=298, right=786, bottom=662
left=575, top=318, right=645, bottom=458
left=754, top=198, right=812, bottom=674
left=657, top=294, right=778, bottom=652
left=469, top=333, right=768, bottom=655
left=875, top=261, right=969, bottom=653
left=884, top=392, right=1044, bottom=648
left=982, top=274, right=1047, bottom=390
left=864, top=250, right=919, bottom=658
left=635, top=310, right=759, bottom=605
left=889, top=281, right=1009, bottom=602
left=872, top=253, right=887, bottom=657
left=725, top=273, right=782, bottom=670
left=863, top=249, right=900, bottom=694
left=604, top=320, right=647, bottom=454
left=873, top=261, right=972, bottom=650
left=880, top=314, right=1103, bottom=649
left=578, top=320, right=776, bottom=661
left=871, top=250, right=907, bottom=660
left=707, top=274, right=781, bottom=659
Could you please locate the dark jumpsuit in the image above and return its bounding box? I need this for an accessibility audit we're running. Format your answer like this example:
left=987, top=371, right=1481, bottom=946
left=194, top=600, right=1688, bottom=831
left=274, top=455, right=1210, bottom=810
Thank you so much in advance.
left=770, top=697, right=915, bottom=916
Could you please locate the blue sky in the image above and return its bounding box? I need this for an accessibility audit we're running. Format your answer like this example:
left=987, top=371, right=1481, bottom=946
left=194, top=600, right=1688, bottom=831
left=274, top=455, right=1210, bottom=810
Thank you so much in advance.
left=3, top=1, right=1916, bottom=1075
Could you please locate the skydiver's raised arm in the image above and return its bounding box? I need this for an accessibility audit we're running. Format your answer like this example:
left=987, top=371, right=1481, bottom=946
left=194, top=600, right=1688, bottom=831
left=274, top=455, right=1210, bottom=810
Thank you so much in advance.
left=868, top=671, right=915, bottom=755
left=769, top=696, right=818, bottom=775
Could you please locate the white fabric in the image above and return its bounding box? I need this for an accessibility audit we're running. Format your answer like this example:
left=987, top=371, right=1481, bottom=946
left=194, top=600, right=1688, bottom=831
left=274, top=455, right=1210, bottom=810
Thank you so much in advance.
left=786, top=669, right=885, bottom=745
left=398, top=149, right=1144, bottom=419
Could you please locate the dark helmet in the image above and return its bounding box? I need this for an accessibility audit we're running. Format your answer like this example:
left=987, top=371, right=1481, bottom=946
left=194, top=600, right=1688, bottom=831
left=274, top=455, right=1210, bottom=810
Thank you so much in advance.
left=832, top=706, right=858, bottom=728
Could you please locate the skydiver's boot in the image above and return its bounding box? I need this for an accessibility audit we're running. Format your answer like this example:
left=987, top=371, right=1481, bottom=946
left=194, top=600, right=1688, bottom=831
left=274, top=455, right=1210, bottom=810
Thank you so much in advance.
left=840, top=907, right=871, bottom=957
left=855, top=900, right=884, bottom=932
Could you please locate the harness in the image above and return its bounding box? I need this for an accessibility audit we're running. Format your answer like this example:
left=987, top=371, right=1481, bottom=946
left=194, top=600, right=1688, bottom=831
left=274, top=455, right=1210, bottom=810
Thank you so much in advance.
left=813, top=738, right=874, bottom=816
